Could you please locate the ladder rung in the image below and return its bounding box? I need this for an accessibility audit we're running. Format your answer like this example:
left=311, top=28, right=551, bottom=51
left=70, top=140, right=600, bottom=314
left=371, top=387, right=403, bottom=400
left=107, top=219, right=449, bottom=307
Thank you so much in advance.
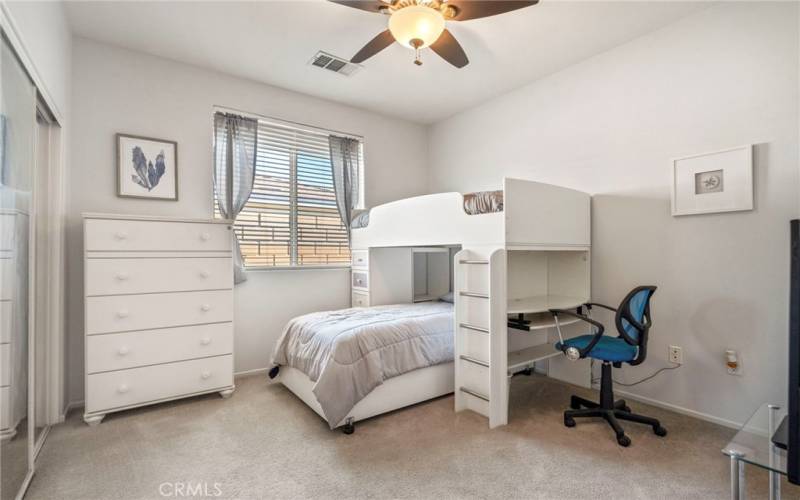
left=459, top=323, right=489, bottom=334
left=459, top=291, right=489, bottom=299
left=459, top=387, right=489, bottom=402
left=459, top=355, right=489, bottom=368
left=459, top=259, right=488, bottom=265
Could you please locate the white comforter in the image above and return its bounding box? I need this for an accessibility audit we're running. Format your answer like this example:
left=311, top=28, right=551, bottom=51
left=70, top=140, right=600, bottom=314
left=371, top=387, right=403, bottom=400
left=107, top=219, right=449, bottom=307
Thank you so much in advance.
left=271, top=302, right=454, bottom=427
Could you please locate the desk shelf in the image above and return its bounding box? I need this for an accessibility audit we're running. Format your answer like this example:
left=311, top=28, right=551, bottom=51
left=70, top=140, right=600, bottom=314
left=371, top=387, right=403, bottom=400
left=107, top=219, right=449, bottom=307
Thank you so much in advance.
left=507, top=294, right=586, bottom=315
left=508, top=311, right=582, bottom=332
left=508, top=344, right=562, bottom=374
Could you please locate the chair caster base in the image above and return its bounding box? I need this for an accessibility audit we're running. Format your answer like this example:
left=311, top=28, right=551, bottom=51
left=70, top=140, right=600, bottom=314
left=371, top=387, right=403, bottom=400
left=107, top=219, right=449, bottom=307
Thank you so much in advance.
left=564, top=416, right=576, bottom=428
left=654, top=425, right=668, bottom=437
left=617, top=434, right=631, bottom=447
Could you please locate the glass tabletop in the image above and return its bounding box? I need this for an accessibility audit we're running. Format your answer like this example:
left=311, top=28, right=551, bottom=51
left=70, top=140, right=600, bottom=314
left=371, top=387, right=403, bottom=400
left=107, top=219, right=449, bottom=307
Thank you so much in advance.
left=722, top=403, right=787, bottom=475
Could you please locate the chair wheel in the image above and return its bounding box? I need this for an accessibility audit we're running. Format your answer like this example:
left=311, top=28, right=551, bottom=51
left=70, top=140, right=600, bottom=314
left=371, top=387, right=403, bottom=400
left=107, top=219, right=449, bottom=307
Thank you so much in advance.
left=617, top=435, right=631, bottom=447
left=564, top=416, right=576, bottom=428
left=342, top=422, right=355, bottom=435
left=654, top=426, right=667, bottom=437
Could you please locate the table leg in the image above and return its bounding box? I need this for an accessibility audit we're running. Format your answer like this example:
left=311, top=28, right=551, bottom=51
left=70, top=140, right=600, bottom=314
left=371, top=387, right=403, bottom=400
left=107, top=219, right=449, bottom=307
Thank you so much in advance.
left=739, top=459, right=746, bottom=500
left=731, top=454, right=746, bottom=500
left=768, top=405, right=781, bottom=500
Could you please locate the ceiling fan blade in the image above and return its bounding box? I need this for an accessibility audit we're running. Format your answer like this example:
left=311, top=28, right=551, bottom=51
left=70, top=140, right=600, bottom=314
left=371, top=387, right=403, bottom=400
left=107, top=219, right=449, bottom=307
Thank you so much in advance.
left=329, top=1, right=392, bottom=14
left=430, top=29, right=469, bottom=68
left=447, top=1, right=538, bottom=21
left=351, top=30, right=396, bottom=63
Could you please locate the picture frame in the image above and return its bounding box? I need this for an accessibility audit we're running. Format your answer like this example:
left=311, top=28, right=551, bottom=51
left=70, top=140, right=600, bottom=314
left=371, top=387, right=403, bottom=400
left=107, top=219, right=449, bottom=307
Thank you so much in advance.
left=116, top=133, right=178, bottom=201
left=671, top=145, right=753, bottom=216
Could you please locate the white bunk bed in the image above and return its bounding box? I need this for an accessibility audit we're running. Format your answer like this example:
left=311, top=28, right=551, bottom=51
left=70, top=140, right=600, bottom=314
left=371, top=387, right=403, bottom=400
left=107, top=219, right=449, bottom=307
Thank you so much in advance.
left=275, top=178, right=591, bottom=431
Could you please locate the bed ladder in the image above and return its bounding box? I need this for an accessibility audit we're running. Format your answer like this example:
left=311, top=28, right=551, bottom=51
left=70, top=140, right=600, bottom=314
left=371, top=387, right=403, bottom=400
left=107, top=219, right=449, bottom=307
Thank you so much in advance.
left=454, top=247, right=508, bottom=428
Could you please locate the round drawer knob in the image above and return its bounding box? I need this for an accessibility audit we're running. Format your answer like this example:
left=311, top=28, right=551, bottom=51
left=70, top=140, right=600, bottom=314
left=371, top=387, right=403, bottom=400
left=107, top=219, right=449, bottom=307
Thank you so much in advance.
left=201, top=371, right=211, bottom=380
left=116, top=272, right=129, bottom=281
left=199, top=270, right=210, bottom=279
left=114, top=231, right=128, bottom=241
left=118, top=346, right=130, bottom=356
left=201, top=304, right=211, bottom=312
left=200, top=337, right=212, bottom=346
left=117, top=309, right=129, bottom=319
left=200, top=232, right=211, bottom=241
left=117, top=384, right=129, bottom=394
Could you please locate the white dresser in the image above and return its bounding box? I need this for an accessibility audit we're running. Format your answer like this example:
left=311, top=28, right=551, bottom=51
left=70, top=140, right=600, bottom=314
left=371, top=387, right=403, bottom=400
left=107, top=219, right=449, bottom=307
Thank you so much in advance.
left=83, top=214, right=235, bottom=426
left=0, top=209, right=28, bottom=440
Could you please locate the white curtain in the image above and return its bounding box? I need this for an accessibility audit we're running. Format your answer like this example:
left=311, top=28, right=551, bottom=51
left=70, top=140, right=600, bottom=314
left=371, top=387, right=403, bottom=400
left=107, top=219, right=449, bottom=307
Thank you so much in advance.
left=213, top=112, right=258, bottom=284
left=328, top=135, right=360, bottom=241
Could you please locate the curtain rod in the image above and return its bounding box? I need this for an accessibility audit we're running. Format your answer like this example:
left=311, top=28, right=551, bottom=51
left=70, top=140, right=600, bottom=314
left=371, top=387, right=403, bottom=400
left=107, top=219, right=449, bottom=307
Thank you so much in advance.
left=213, top=105, right=364, bottom=141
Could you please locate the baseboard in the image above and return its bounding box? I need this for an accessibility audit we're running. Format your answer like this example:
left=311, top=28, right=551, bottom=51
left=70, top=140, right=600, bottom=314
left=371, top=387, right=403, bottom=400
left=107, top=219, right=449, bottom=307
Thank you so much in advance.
left=611, top=388, right=742, bottom=429
left=60, top=399, right=85, bottom=422
left=234, top=367, right=269, bottom=378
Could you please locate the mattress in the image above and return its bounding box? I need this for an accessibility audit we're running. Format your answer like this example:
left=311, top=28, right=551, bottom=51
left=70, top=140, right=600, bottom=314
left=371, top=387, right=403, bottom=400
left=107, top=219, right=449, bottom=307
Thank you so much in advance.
left=271, top=301, right=454, bottom=427
left=350, top=189, right=504, bottom=229
left=462, top=189, right=504, bottom=215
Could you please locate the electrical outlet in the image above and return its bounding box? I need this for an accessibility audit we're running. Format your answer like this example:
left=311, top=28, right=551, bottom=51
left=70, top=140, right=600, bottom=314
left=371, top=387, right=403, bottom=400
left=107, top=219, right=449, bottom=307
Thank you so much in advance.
left=668, top=345, right=683, bottom=365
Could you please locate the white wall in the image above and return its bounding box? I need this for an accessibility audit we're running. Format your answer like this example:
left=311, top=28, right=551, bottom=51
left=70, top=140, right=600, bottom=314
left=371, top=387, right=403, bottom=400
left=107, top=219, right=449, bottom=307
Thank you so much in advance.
left=67, top=38, right=429, bottom=403
left=3, top=0, right=71, bottom=120
left=428, top=2, right=799, bottom=426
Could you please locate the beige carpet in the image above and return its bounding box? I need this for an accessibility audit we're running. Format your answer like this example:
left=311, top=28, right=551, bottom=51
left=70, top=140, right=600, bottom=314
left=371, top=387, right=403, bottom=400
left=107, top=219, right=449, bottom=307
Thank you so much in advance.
left=25, top=373, right=800, bottom=499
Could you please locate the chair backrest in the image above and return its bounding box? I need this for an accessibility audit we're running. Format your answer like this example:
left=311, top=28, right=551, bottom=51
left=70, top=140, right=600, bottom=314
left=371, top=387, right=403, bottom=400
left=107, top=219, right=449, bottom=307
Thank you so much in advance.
left=615, top=286, right=657, bottom=366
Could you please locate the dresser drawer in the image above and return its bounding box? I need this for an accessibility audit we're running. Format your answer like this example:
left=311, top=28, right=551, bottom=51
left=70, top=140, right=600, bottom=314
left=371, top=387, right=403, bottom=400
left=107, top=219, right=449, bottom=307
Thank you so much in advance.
left=0, top=344, right=9, bottom=386
left=87, top=323, right=233, bottom=373
left=351, top=291, right=369, bottom=308
left=0, top=215, right=15, bottom=252
left=351, top=250, right=369, bottom=269
left=0, top=387, right=9, bottom=429
left=0, top=258, right=14, bottom=301
left=86, top=257, right=232, bottom=296
left=86, top=355, right=233, bottom=414
left=0, top=301, right=11, bottom=344
left=352, top=270, right=369, bottom=290
left=85, top=219, right=231, bottom=252
left=86, top=290, right=233, bottom=335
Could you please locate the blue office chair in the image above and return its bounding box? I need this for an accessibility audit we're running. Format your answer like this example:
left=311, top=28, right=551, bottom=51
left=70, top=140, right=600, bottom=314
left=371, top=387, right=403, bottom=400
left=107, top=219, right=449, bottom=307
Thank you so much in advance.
left=550, top=286, right=666, bottom=447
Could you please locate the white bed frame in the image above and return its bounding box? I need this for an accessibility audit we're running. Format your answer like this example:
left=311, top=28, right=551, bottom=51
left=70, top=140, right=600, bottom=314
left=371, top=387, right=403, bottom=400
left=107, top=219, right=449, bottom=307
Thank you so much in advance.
left=277, top=178, right=591, bottom=430
left=279, top=363, right=454, bottom=428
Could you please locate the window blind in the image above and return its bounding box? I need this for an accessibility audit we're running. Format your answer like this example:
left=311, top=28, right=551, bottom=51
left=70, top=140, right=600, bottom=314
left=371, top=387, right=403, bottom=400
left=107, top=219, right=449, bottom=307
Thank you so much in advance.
left=215, top=114, right=361, bottom=268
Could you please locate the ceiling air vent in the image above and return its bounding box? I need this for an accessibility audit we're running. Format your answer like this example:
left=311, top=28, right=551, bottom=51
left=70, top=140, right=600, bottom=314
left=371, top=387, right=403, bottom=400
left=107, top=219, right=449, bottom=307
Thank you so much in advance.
left=309, top=51, right=361, bottom=76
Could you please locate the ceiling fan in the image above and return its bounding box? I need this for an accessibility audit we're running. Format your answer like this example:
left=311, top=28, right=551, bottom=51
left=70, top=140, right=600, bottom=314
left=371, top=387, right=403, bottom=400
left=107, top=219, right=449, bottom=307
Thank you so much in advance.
left=330, top=0, right=538, bottom=68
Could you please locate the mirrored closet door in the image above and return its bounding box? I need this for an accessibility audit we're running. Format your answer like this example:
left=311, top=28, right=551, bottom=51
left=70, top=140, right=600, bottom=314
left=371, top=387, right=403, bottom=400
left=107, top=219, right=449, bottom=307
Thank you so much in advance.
left=0, top=33, right=35, bottom=500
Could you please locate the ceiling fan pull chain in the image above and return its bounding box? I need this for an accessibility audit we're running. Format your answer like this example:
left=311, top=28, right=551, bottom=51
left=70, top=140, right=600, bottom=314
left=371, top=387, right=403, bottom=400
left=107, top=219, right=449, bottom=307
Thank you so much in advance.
left=411, top=38, right=423, bottom=66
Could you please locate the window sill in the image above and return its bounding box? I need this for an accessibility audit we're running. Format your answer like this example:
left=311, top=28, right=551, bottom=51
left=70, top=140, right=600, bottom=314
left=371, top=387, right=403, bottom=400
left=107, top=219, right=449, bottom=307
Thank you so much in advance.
left=244, top=265, right=351, bottom=272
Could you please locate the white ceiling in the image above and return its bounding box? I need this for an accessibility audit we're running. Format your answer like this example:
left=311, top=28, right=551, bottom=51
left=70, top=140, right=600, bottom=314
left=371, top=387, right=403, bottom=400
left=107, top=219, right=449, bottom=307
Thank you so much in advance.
left=65, top=1, right=711, bottom=124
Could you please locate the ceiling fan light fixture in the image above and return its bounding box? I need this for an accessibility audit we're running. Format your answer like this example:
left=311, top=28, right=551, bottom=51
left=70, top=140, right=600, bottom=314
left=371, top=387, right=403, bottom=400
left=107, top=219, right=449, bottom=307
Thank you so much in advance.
left=388, top=5, right=445, bottom=49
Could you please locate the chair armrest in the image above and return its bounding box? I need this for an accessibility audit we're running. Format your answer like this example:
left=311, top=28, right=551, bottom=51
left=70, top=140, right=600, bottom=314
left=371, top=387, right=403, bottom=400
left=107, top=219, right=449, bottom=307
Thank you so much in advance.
left=585, top=302, right=617, bottom=313
left=549, top=308, right=605, bottom=359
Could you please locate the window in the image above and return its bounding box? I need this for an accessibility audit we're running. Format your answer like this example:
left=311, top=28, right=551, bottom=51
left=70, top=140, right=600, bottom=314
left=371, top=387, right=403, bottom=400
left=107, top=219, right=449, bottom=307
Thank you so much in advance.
left=214, top=114, right=363, bottom=268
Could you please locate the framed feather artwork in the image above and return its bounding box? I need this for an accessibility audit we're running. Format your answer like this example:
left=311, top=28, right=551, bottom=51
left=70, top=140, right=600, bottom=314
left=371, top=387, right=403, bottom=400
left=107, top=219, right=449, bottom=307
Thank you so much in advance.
left=116, top=133, right=178, bottom=200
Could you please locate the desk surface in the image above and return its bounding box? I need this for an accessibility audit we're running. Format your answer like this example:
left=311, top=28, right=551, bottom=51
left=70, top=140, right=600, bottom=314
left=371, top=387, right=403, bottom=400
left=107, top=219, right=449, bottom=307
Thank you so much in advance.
left=722, top=403, right=787, bottom=475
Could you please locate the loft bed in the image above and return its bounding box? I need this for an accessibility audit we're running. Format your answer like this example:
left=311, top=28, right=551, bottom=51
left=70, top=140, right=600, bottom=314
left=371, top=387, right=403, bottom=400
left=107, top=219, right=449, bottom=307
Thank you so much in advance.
left=274, top=178, right=591, bottom=432
left=351, top=177, right=590, bottom=251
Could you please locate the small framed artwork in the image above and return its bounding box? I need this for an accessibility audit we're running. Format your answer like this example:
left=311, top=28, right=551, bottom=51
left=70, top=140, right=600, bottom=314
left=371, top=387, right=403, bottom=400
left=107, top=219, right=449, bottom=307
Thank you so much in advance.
left=671, top=145, right=753, bottom=216
left=116, top=133, right=178, bottom=200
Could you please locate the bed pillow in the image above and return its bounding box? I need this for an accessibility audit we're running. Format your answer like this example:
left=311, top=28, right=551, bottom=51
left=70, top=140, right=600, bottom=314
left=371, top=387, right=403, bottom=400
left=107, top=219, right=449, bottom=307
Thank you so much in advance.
left=439, top=292, right=454, bottom=303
